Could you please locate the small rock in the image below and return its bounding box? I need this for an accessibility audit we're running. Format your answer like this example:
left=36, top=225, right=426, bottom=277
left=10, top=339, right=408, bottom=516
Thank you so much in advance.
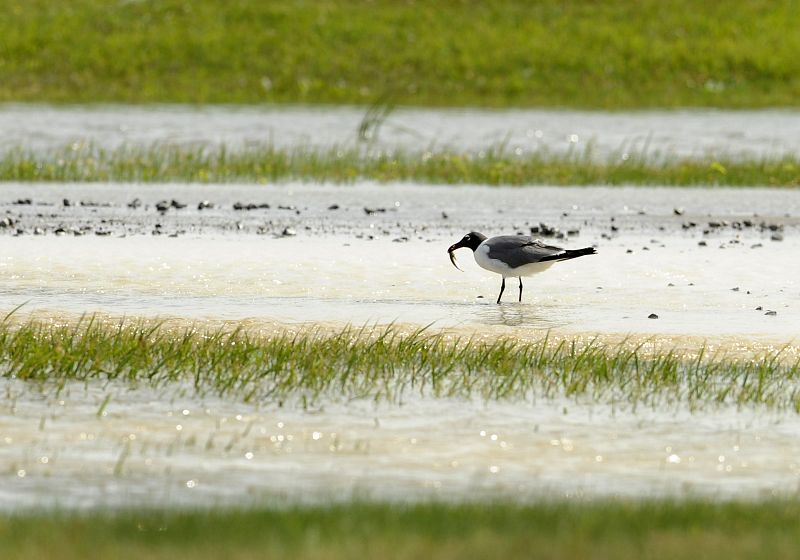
left=155, top=200, right=170, bottom=212
left=170, top=199, right=186, bottom=210
left=233, top=202, right=270, bottom=211
left=364, top=207, right=387, bottom=215
left=755, top=306, right=763, bottom=311
left=62, top=198, right=72, bottom=207
left=765, top=310, right=777, bottom=316
left=33, top=227, right=44, bottom=235
left=648, top=313, right=659, bottom=319
left=698, top=241, right=707, bottom=246
left=127, top=198, right=142, bottom=209
left=198, top=200, right=214, bottom=210
left=281, top=227, right=296, bottom=237
left=13, top=198, right=32, bottom=205
left=673, top=208, right=684, bottom=216
left=392, top=236, right=409, bottom=243
left=441, top=211, right=449, bottom=219
left=327, top=204, right=340, bottom=211
left=731, top=287, right=739, bottom=291
left=771, top=233, right=784, bottom=242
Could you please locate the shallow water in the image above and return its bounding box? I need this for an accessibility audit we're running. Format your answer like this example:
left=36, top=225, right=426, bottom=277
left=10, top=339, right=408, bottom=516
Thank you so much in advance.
left=2, top=378, right=800, bottom=510
left=1, top=234, right=798, bottom=345
left=2, top=104, right=800, bottom=159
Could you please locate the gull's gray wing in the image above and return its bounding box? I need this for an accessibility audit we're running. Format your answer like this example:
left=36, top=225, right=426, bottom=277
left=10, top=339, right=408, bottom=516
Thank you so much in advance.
left=485, top=236, right=567, bottom=268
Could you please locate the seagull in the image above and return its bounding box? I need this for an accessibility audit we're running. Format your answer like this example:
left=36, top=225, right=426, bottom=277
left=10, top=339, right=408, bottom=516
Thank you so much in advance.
left=448, top=232, right=596, bottom=304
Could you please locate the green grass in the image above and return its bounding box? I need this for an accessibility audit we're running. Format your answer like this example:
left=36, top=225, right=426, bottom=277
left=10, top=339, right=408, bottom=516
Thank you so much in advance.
left=5, top=500, right=800, bottom=559
left=2, top=318, right=799, bottom=410
left=2, top=143, right=800, bottom=186
left=2, top=0, right=799, bottom=108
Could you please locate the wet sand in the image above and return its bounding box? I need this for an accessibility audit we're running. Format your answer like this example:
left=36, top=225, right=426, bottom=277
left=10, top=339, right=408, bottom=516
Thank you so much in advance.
left=1, top=183, right=798, bottom=344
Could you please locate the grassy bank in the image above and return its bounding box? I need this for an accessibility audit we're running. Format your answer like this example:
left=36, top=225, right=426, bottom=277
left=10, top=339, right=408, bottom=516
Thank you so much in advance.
left=2, top=1, right=799, bottom=108
left=1, top=319, right=798, bottom=410
left=5, top=500, right=800, bottom=560
left=2, top=144, right=800, bottom=186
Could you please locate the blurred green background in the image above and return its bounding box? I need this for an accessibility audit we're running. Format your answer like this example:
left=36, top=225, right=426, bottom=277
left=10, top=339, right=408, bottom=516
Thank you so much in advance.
left=2, top=0, right=798, bottom=107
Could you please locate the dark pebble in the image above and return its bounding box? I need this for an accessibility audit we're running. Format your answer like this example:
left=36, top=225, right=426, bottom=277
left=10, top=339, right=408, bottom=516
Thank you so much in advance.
left=364, top=207, right=387, bottom=215
left=673, top=208, right=684, bottom=216
left=755, top=306, right=763, bottom=311
left=648, top=313, right=659, bottom=319
left=234, top=202, right=270, bottom=211
left=281, top=227, right=297, bottom=237
left=13, top=199, right=32, bottom=205
left=327, top=204, right=340, bottom=211
left=155, top=201, right=170, bottom=212
left=765, top=310, right=777, bottom=316
left=198, top=200, right=214, bottom=210
left=698, top=241, right=707, bottom=246
left=62, top=199, right=72, bottom=207
left=170, top=200, right=186, bottom=210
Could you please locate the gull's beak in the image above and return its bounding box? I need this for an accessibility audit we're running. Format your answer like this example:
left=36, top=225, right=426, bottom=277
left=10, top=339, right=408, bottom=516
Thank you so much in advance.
left=447, top=241, right=465, bottom=272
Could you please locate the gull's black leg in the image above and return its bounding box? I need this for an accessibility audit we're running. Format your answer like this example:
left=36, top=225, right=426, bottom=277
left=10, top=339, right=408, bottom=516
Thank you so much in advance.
left=518, top=277, right=523, bottom=302
left=496, top=277, right=506, bottom=304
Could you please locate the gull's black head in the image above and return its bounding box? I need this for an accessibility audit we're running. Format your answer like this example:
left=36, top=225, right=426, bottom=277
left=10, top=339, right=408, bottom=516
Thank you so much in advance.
left=448, top=231, right=487, bottom=253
